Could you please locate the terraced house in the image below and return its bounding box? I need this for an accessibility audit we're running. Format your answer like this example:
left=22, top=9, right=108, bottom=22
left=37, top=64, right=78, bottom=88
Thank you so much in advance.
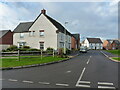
left=13, top=9, right=79, bottom=51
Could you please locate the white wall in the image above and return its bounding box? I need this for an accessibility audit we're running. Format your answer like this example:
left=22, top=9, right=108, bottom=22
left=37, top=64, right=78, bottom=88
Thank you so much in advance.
left=14, top=14, right=58, bottom=50
left=57, top=32, right=71, bottom=50
left=0, top=44, right=11, bottom=51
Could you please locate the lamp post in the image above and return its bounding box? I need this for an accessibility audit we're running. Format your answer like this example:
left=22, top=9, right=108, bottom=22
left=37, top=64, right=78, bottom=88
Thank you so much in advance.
left=64, top=22, right=68, bottom=55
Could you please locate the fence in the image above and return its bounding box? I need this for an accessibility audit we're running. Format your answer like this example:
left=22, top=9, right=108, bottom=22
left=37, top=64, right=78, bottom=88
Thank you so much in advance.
left=1, top=49, right=57, bottom=61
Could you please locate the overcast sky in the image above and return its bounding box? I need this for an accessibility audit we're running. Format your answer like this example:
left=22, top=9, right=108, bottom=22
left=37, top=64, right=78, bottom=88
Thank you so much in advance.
left=0, top=1, right=118, bottom=41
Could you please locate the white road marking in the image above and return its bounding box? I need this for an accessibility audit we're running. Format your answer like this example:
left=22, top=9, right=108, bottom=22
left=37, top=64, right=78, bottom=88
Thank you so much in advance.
left=100, top=51, right=109, bottom=57
left=38, top=82, right=50, bottom=85
left=8, top=79, right=18, bottom=82
left=66, top=71, right=71, bottom=73
left=98, top=86, right=115, bottom=89
left=22, top=80, right=34, bottom=83
left=76, top=84, right=90, bottom=88
left=87, top=59, right=90, bottom=64
left=76, top=67, right=86, bottom=86
left=87, top=56, right=92, bottom=64
left=98, top=82, right=113, bottom=85
left=78, top=81, right=90, bottom=84
left=56, top=83, right=69, bottom=87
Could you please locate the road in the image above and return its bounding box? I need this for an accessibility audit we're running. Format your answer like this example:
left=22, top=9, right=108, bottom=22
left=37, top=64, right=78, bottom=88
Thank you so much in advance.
left=2, top=50, right=119, bottom=89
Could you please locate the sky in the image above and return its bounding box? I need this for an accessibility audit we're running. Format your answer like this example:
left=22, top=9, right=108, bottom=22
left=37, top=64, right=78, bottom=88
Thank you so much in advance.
left=0, top=1, right=118, bottom=41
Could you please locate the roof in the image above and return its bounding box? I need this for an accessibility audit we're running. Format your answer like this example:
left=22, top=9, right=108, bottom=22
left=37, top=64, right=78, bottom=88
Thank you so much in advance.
left=0, top=30, right=10, bottom=38
left=112, top=40, right=120, bottom=44
left=13, top=12, right=71, bottom=35
left=72, top=34, right=80, bottom=40
left=45, top=14, right=71, bottom=35
left=13, top=22, right=33, bottom=33
left=87, top=38, right=102, bottom=43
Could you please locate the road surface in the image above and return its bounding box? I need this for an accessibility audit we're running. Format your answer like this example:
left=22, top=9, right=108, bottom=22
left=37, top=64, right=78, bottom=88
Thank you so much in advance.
left=2, top=50, right=119, bottom=89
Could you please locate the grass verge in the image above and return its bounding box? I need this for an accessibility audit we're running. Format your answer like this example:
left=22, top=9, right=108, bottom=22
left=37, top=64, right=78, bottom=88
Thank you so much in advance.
left=106, top=50, right=120, bottom=56
left=1, top=56, right=68, bottom=68
left=112, top=57, right=120, bottom=61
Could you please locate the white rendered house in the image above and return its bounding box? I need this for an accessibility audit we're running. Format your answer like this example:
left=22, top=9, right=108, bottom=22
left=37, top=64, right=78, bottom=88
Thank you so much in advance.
left=82, top=38, right=103, bottom=50
left=13, top=9, right=72, bottom=50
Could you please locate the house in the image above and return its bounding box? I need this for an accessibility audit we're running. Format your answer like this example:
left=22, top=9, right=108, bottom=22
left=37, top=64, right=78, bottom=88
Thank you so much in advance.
left=82, top=38, right=103, bottom=49
left=13, top=9, right=74, bottom=51
left=103, top=40, right=113, bottom=50
left=71, top=34, right=80, bottom=50
left=0, top=30, right=13, bottom=51
left=103, top=39, right=120, bottom=50
left=111, top=40, right=120, bottom=50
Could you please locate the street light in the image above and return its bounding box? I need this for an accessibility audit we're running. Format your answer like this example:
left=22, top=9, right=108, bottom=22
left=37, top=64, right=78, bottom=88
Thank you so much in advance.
left=64, top=22, right=68, bottom=55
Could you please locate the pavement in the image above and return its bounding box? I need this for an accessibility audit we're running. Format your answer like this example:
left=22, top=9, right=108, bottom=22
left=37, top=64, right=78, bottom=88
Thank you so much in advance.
left=2, top=50, right=119, bottom=89
left=101, top=50, right=120, bottom=57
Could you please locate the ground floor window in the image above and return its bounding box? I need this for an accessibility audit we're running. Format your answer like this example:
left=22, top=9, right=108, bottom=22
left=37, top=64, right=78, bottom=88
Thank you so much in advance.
left=18, top=42, right=26, bottom=48
left=40, top=42, right=44, bottom=50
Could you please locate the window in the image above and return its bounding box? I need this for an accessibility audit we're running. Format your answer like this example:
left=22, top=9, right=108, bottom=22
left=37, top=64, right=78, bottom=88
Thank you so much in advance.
left=18, top=42, right=26, bottom=48
left=39, top=30, right=44, bottom=36
left=40, top=42, right=44, bottom=50
left=29, top=31, right=35, bottom=36
left=20, top=33, right=24, bottom=38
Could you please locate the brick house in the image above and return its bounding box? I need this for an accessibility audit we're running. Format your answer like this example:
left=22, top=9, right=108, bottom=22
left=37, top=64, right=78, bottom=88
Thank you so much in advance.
left=103, top=40, right=120, bottom=50
left=111, top=40, right=120, bottom=49
left=0, top=30, right=13, bottom=51
left=71, top=34, right=80, bottom=50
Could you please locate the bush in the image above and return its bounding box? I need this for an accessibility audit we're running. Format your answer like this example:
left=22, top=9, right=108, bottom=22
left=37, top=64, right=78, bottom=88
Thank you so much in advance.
left=23, top=46, right=30, bottom=49
left=27, top=48, right=40, bottom=51
left=6, top=45, right=18, bottom=51
left=46, top=47, right=53, bottom=51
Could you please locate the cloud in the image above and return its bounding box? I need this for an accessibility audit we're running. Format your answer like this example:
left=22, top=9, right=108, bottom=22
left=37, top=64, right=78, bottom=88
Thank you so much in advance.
left=0, top=2, right=118, bottom=41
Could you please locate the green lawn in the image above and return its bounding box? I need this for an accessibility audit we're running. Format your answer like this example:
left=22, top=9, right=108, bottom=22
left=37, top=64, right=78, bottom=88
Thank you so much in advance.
left=106, top=50, right=120, bottom=56
left=1, top=56, right=67, bottom=68
left=112, top=57, right=120, bottom=61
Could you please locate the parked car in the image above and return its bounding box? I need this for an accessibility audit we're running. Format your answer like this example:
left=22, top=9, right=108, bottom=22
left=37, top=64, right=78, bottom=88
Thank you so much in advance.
left=80, top=46, right=87, bottom=53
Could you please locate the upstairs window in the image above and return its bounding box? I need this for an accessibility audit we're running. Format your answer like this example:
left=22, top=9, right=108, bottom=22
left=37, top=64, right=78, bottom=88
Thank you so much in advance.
left=39, top=30, right=44, bottom=36
left=20, top=33, right=24, bottom=38
left=29, top=31, right=35, bottom=36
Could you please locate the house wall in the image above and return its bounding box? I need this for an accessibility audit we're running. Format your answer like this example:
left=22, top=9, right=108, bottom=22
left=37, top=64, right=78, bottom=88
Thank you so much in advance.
left=0, top=31, right=13, bottom=45
left=13, top=14, right=58, bottom=50
left=89, top=43, right=103, bottom=49
left=111, top=42, right=120, bottom=50
left=0, top=44, right=11, bottom=51
left=71, top=36, right=77, bottom=50
left=13, top=14, right=72, bottom=50
left=57, top=32, right=71, bottom=50
left=82, top=39, right=102, bottom=49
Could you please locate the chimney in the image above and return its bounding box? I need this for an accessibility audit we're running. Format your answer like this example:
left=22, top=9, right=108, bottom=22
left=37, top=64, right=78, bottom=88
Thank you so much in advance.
left=41, top=9, right=46, bottom=14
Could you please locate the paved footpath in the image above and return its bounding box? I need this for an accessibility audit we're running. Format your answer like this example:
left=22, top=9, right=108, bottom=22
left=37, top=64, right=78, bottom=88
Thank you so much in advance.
left=2, top=50, right=119, bottom=89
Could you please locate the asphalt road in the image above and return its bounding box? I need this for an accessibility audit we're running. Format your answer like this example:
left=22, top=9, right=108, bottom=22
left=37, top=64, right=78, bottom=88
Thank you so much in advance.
left=2, top=50, right=119, bottom=89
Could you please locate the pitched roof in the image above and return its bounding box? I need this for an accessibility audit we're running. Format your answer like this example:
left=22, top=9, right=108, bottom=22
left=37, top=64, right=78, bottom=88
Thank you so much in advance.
left=72, top=34, right=80, bottom=40
left=112, top=40, right=120, bottom=44
left=13, top=22, right=33, bottom=33
left=87, top=38, right=102, bottom=43
left=0, top=30, right=10, bottom=38
left=44, top=14, right=71, bottom=35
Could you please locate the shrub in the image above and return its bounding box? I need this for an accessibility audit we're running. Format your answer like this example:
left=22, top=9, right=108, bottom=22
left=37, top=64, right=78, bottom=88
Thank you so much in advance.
left=23, top=46, right=30, bottom=49
left=46, top=47, right=53, bottom=51
left=27, top=48, right=40, bottom=51
left=6, top=45, right=18, bottom=51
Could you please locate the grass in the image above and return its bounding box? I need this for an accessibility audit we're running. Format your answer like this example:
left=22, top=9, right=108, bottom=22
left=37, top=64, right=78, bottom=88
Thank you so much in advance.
left=112, top=57, right=120, bottom=61
left=106, top=50, right=120, bottom=56
left=1, top=56, right=68, bottom=68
